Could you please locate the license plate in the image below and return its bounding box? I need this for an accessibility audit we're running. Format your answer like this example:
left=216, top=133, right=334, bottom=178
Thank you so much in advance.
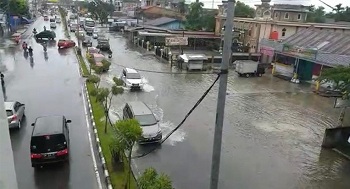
left=44, top=154, right=55, bottom=159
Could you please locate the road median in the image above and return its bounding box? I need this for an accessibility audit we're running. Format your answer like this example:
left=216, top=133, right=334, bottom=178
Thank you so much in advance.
left=74, top=47, right=138, bottom=189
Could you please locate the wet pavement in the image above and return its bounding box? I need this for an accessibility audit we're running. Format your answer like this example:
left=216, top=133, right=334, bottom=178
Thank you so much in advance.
left=1, top=18, right=100, bottom=189
left=86, top=29, right=350, bottom=189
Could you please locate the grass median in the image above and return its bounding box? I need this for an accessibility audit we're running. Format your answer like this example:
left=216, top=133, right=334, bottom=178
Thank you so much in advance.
left=76, top=50, right=137, bottom=189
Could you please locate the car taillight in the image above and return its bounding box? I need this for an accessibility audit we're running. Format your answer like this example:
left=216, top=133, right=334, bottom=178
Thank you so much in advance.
left=57, top=149, right=68, bottom=156
left=31, top=153, right=43, bottom=159
left=11, top=114, right=17, bottom=121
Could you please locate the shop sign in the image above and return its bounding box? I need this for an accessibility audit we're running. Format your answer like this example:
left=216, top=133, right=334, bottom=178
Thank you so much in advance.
left=283, top=44, right=317, bottom=60
left=260, top=46, right=274, bottom=56
left=165, top=37, right=188, bottom=46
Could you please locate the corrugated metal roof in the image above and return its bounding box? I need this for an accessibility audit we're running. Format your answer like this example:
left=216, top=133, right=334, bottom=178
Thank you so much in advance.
left=260, top=28, right=350, bottom=67
left=283, top=28, right=350, bottom=55
left=144, top=17, right=179, bottom=26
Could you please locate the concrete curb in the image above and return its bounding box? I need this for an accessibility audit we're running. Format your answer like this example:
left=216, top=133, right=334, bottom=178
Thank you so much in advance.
left=75, top=47, right=113, bottom=189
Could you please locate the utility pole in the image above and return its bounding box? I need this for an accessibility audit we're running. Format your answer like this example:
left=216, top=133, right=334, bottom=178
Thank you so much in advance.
left=209, top=1, right=235, bottom=189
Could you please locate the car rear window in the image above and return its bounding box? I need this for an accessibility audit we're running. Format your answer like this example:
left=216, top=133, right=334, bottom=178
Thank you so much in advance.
left=6, top=110, right=13, bottom=116
left=30, top=134, right=67, bottom=153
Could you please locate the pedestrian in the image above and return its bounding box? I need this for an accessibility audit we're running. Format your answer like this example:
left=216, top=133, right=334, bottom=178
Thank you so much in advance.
left=0, top=72, right=4, bottom=85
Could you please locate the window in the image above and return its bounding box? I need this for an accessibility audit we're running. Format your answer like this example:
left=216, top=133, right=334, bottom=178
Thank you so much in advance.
left=284, top=13, right=289, bottom=19
left=297, top=14, right=301, bottom=20
left=282, top=28, right=286, bottom=37
left=146, top=0, right=151, bottom=6
left=275, top=12, right=278, bottom=18
left=135, top=114, right=157, bottom=126
left=126, top=73, right=141, bottom=79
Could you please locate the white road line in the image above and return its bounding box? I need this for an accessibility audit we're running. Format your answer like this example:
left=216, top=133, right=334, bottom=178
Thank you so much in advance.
left=76, top=51, right=103, bottom=189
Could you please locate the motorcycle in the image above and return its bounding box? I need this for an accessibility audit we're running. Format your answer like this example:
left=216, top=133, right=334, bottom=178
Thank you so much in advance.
left=22, top=44, right=28, bottom=51
left=28, top=49, right=33, bottom=57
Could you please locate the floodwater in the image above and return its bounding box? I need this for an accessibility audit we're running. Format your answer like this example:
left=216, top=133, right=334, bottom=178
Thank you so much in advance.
left=94, top=30, right=350, bottom=189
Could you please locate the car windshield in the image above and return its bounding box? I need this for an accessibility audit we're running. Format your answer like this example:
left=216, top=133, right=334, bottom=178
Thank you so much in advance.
left=126, top=73, right=141, bottom=79
left=135, top=114, right=157, bottom=126
left=30, top=134, right=67, bottom=153
left=6, top=110, right=13, bottom=117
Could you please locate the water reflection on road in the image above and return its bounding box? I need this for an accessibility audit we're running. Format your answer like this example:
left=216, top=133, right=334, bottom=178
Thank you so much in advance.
left=93, top=31, right=350, bottom=189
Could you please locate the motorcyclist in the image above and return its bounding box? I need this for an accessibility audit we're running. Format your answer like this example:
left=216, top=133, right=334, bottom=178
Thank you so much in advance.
left=22, top=42, right=27, bottom=49
left=28, top=46, right=33, bottom=54
left=43, top=26, right=46, bottom=31
left=107, top=49, right=112, bottom=58
left=33, top=28, right=37, bottom=33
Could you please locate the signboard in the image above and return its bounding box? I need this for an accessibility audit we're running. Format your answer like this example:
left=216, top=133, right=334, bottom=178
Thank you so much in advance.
left=334, top=98, right=350, bottom=108
left=13, top=16, right=18, bottom=19
left=165, top=37, right=188, bottom=46
left=282, top=44, right=317, bottom=60
left=260, top=46, right=274, bottom=56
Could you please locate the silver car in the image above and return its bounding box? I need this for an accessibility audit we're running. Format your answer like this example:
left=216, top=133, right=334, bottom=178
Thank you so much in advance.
left=5, top=101, right=25, bottom=129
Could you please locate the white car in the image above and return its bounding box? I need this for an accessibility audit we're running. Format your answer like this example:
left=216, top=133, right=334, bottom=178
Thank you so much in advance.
left=92, top=29, right=99, bottom=39
left=50, top=22, right=57, bottom=28
left=121, top=68, right=143, bottom=90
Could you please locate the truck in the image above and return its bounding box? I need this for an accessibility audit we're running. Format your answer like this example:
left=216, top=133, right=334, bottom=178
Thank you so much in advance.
left=235, top=60, right=266, bottom=77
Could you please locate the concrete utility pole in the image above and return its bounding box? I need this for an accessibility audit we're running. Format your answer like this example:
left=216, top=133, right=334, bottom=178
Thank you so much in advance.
left=209, top=1, right=235, bottom=189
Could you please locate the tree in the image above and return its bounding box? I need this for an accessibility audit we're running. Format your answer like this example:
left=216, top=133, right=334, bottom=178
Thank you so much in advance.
left=114, top=119, right=142, bottom=189
left=95, top=77, right=124, bottom=133
left=185, top=2, right=204, bottom=31
left=234, top=1, right=255, bottom=18
left=2, top=0, right=29, bottom=16
left=317, top=66, right=350, bottom=98
left=307, top=6, right=326, bottom=23
left=177, top=1, right=186, bottom=14
left=84, top=0, right=114, bottom=24
left=201, top=10, right=216, bottom=32
left=317, top=66, right=350, bottom=127
left=138, top=168, right=173, bottom=189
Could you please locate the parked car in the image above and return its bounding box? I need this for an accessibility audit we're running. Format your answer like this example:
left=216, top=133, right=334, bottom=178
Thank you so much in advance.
left=5, top=101, right=25, bottom=129
left=35, top=30, right=56, bottom=40
left=30, top=115, right=71, bottom=168
left=57, top=39, right=76, bottom=49
left=56, top=17, right=61, bottom=23
left=120, top=68, right=143, bottom=90
left=50, top=22, right=57, bottom=28
left=123, top=102, right=162, bottom=144
left=82, top=36, right=92, bottom=47
left=44, top=16, right=49, bottom=21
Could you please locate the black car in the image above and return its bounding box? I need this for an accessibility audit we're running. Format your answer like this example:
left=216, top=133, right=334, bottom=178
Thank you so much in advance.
left=82, top=36, right=92, bottom=47
left=30, top=115, right=71, bottom=168
left=96, top=39, right=110, bottom=51
left=35, top=30, right=56, bottom=40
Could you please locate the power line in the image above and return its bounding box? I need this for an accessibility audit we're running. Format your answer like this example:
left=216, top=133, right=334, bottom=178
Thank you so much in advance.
left=131, top=72, right=221, bottom=159
left=113, top=62, right=218, bottom=75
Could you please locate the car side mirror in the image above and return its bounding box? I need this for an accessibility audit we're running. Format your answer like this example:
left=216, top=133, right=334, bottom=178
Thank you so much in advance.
left=66, top=120, right=72, bottom=123
left=31, top=123, right=35, bottom=126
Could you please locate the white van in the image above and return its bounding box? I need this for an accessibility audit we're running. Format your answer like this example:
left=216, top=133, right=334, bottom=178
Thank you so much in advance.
left=70, top=21, right=78, bottom=32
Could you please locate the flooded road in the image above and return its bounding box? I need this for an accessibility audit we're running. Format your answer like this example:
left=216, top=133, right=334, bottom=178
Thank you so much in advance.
left=88, top=30, right=350, bottom=189
left=1, top=18, right=101, bottom=189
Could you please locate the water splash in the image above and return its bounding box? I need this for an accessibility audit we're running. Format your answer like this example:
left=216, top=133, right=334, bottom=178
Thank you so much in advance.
left=160, top=121, right=186, bottom=146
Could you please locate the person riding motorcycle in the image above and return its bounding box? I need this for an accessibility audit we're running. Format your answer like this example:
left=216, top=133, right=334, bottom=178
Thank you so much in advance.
left=28, top=46, right=33, bottom=54
left=22, top=42, right=27, bottom=50
left=33, top=28, right=37, bottom=33
left=43, top=26, right=46, bottom=31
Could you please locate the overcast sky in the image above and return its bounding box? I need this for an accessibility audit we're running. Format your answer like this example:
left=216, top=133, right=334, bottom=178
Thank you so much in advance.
left=193, top=0, right=350, bottom=11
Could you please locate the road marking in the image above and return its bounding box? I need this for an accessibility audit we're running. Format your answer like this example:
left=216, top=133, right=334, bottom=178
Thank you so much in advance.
left=77, top=52, right=103, bottom=189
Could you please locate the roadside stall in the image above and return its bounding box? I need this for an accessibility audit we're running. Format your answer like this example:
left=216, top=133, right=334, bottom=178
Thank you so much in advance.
left=178, top=54, right=207, bottom=71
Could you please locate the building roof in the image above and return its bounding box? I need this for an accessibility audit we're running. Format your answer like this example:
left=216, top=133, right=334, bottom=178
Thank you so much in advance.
left=283, top=27, right=350, bottom=56
left=144, top=17, right=179, bottom=26
left=260, top=27, right=350, bottom=67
